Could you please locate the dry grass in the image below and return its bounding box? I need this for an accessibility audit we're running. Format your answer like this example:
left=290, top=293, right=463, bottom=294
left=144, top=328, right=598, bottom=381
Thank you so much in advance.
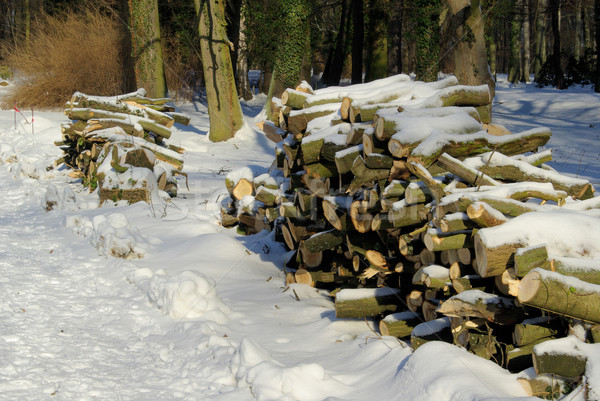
left=163, top=36, right=203, bottom=103
left=1, top=8, right=127, bottom=109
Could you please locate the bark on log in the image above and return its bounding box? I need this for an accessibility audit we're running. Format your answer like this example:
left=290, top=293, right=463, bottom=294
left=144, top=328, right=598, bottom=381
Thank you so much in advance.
left=334, top=145, right=363, bottom=174
left=532, top=338, right=587, bottom=378
left=410, top=317, right=453, bottom=350
left=436, top=153, right=499, bottom=186
left=256, top=121, right=285, bottom=143
left=474, top=231, right=523, bottom=278
left=451, top=275, right=493, bottom=293
left=513, top=244, right=551, bottom=277
left=302, top=229, right=345, bottom=254
left=437, top=289, right=524, bottom=325
left=466, top=202, right=508, bottom=228
left=387, top=203, right=428, bottom=228
left=335, top=287, right=402, bottom=318
left=518, top=269, right=600, bottom=323
left=281, top=88, right=311, bottom=109
left=513, top=317, right=561, bottom=346
left=379, top=311, right=422, bottom=338
left=406, top=127, right=552, bottom=168
left=423, top=229, right=474, bottom=252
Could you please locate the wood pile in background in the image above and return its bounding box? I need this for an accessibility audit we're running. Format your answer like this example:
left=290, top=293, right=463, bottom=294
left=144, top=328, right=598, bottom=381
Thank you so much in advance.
left=222, top=75, right=600, bottom=399
left=54, top=89, right=188, bottom=204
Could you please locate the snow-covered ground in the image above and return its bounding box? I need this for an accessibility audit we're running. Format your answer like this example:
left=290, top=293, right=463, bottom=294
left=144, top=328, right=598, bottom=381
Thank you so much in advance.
left=0, top=75, right=598, bottom=400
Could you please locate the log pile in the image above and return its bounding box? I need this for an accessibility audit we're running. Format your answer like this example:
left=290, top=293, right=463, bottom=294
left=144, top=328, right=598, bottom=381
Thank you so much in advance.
left=55, top=89, right=188, bottom=205
left=223, top=74, right=600, bottom=397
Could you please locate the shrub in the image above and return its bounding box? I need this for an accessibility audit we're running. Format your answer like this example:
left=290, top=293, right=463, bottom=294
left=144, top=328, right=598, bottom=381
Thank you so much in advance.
left=1, top=7, right=127, bottom=109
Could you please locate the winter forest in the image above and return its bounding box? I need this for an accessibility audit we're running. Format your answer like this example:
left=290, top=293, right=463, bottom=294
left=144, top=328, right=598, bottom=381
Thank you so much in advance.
left=1, top=0, right=600, bottom=400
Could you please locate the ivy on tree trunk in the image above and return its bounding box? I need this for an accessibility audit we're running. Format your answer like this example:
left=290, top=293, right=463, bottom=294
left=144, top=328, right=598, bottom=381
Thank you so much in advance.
left=266, top=0, right=311, bottom=114
left=128, top=0, right=167, bottom=98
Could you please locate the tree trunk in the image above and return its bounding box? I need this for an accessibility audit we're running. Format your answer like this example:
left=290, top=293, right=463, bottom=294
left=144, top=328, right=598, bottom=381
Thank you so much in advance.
left=520, top=0, right=531, bottom=82
left=574, top=0, right=582, bottom=61
left=364, top=0, right=389, bottom=82
left=507, top=3, right=521, bottom=84
left=236, top=0, right=253, bottom=100
left=196, top=0, right=245, bottom=142
left=444, top=0, right=496, bottom=97
left=387, top=0, right=403, bottom=75
left=413, top=0, right=441, bottom=82
left=351, top=0, right=364, bottom=84
left=549, top=0, right=566, bottom=89
left=266, top=0, right=312, bottom=113
left=324, top=0, right=351, bottom=86
left=533, top=0, right=547, bottom=78
left=595, top=0, right=600, bottom=92
left=128, top=0, right=167, bottom=98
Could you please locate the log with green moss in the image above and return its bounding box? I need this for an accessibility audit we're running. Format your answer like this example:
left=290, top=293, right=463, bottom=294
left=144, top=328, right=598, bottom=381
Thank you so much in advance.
left=405, top=127, right=552, bottom=168
left=513, top=317, right=562, bottom=346
left=379, top=311, right=422, bottom=338
left=335, top=287, right=402, bottom=318
left=466, top=202, right=508, bottom=228
left=302, top=229, right=345, bottom=254
left=474, top=151, right=593, bottom=199
left=423, top=229, right=474, bottom=252
left=436, top=153, right=499, bottom=187
left=437, top=289, right=523, bottom=325
left=334, top=145, right=362, bottom=174
left=387, top=203, right=428, bottom=228
left=518, top=269, right=600, bottom=323
left=410, top=317, right=453, bottom=350
left=532, top=337, right=588, bottom=378
left=473, top=231, right=523, bottom=278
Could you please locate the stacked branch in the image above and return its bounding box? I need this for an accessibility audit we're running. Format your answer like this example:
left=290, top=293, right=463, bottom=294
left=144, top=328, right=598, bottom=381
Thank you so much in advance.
left=228, top=74, right=599, bottom=392
left=55, top=89, right=188, bottom=204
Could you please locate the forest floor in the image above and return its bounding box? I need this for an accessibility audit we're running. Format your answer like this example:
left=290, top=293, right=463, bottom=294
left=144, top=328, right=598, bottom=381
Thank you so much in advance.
left=0, top=75, right=598, bottom=400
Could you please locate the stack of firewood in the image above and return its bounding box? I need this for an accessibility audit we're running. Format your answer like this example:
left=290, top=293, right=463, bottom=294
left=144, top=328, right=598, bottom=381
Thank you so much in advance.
left=55, top=89, right=189, bottom=204
left=222, top=75, right=600, bottom=398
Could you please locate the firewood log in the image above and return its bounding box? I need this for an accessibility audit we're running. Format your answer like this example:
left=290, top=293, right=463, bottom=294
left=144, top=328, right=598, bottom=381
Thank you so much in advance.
left=518, top=269, right=600, bottom=323
left=532, top=337, right=588, bottom=378
left=335, top=287, right=402, bottom=318
left=466, top=202, right=508, bottom=227
left=405, top=127, right=552, bottom=168
left=437, top=289, right=524, bottom=325
left=410, top=317, right=453, bottom=350
left=474, top=151, right=593, bottom=199
left=424, top=229, right=475, bottom=252
left=513, top=316, right=562, bottom=346
left=379, top=311, right=422, bottom=338
left=436, top=153, right=499, bottom=186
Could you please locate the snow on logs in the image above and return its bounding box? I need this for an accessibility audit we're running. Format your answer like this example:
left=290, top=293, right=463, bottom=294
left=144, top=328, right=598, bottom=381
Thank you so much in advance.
left=232, top=74, right=599, bottom=390
left=55, top=89, right=188, bottom=205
